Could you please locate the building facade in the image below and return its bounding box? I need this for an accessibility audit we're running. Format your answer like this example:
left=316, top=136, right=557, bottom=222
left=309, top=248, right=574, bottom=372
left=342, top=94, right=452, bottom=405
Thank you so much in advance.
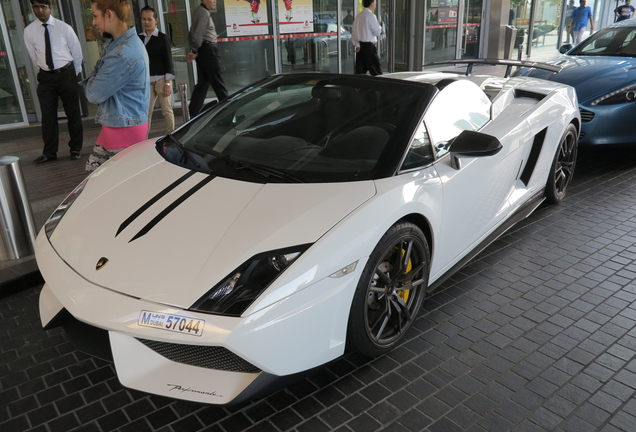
left=0, top=0, right=621, bottom=130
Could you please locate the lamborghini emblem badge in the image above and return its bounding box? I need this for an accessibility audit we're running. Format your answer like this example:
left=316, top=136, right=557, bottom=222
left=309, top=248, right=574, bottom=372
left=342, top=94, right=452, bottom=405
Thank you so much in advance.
left=96, top=257, right=109, bottom=271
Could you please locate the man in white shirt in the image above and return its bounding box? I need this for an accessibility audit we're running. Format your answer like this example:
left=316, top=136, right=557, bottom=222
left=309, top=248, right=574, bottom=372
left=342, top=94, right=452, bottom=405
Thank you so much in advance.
left=24, top=0, right=83, bottom=164
left=351, top=0, right=383, bottom=76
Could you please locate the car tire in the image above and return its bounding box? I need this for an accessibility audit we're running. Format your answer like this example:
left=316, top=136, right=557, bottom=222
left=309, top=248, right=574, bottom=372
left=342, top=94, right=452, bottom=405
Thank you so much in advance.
left=346, top=222, right=429, bottom=357
left=545, top=123, right=578, bottom=205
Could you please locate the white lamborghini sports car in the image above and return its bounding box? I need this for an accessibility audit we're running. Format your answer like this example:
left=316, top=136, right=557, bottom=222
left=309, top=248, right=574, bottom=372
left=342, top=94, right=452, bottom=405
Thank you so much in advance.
left=37, top=63, right=580, bottom=404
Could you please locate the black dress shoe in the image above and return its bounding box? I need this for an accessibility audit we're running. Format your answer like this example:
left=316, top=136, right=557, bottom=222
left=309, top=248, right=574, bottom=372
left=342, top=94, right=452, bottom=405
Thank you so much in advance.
left=70, top=152, right=81, bottom=161
left=34, top=155, right=57, bottom=164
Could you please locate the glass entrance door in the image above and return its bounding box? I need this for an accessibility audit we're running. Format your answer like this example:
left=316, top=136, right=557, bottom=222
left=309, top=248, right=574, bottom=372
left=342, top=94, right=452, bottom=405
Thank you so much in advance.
left=0, top=0, right=31, bottom=127
left=531, top=0, right=564, bottom=57
left=376, top=0, right=390, bottom=72
left=393, top=0, right=410, bottom=71
left=276, top=0, right=339, bottom=74
left=423, top=0, right=484, bottom=65
left=513, top=0, right=532, bottom=57
left=516, top=0, right=593, bottom=58
left=340, top=0, right=356, bottom=74
left=372, top=0, right=411, bottom=73
left=460, top=0, right=482, bottom=58
left=424, top=0, right=460, bottom=63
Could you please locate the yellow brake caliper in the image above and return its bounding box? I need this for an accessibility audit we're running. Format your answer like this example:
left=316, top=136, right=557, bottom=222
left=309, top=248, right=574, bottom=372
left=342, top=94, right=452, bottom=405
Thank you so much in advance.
left=397, top=248, right=412, bottom=303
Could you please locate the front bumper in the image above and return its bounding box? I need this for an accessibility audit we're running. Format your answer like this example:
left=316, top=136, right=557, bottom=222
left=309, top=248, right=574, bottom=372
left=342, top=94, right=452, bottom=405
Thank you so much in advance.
left=578, top=102, right=636, bottom=146
left=36, top=232, right=367, bottom=403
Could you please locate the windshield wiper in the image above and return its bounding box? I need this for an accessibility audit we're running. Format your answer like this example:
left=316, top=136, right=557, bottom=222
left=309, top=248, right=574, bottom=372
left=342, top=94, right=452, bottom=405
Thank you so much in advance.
left=167, top=134, right=201, bottom=169
left=205, top=149, right=303, bottom=183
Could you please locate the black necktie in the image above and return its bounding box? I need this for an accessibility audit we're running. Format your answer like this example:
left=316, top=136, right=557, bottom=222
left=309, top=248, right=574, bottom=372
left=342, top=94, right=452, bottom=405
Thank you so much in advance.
left=42, top=23, right=55, bottom=70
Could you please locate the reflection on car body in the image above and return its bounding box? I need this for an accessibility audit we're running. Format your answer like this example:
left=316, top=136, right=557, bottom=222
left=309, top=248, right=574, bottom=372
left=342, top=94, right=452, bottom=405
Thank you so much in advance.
left=313, top=22, right=352, bottom=57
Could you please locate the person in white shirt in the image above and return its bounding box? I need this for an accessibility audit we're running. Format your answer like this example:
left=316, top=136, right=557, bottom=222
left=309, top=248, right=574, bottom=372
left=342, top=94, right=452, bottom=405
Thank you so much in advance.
left=351, top=0, right=383, bottom=76
left=23, top=0, right=84, bottom=164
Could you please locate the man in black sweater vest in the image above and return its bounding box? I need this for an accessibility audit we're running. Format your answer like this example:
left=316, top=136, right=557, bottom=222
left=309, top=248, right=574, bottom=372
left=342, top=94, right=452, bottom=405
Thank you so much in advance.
left=140, top=6, right=175, bottom=136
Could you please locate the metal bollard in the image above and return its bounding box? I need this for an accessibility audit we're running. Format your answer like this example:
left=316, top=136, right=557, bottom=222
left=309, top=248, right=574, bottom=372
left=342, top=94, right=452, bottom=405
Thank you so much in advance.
left=179, top=83, right=190, bottom=123
left=0, top=156, right=36, bottom=260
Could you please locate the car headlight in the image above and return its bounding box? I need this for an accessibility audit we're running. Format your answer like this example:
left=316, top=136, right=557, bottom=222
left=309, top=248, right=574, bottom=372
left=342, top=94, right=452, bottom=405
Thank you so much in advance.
left=591, top=84, right=636, bottom=106
left=44, top=174, right=91, bottom=238
left=190, top=244, right=312, bottom=317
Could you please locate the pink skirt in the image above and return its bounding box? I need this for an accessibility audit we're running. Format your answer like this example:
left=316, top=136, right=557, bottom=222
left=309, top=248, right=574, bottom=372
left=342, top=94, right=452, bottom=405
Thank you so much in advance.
left=96, top=123, right=149, bottom=150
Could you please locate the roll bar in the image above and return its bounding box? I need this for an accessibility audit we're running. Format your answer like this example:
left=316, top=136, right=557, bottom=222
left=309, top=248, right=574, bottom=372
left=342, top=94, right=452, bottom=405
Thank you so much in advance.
left=426, top=58, right=562, bottom=78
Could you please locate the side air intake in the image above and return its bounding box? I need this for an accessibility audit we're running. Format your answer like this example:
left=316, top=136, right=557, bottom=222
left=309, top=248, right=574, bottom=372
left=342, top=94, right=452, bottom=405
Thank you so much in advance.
left=514, top=89, right=546, bottom=101
left=519, top=128, right=547, bottom=186
left=580, top=109, right=594, bottom=122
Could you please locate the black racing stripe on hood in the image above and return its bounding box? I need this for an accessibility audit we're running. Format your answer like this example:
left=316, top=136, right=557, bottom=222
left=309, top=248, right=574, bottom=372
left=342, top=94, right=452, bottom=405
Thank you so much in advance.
left=116, top=171, right=196, bottom=237
left=129, top=175, right=216, bottom=242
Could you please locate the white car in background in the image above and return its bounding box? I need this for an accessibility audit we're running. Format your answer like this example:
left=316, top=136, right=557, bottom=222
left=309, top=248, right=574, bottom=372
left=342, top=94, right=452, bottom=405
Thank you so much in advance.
left=37, top=62, right=579, bottom=404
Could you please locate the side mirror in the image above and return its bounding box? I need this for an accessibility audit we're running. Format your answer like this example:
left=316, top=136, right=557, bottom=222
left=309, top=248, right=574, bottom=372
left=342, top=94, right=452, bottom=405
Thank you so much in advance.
left=559, top=44, right=572, bottom=54
left=449, top=130, right=502, bottom=170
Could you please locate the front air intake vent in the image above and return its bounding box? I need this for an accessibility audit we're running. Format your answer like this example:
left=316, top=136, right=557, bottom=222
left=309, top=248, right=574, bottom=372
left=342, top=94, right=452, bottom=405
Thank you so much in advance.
left=137, top=339, right=261, bottom=373
left=580, top=109, right=595, bottom=122
left=514, top=89, right=546, bottom=101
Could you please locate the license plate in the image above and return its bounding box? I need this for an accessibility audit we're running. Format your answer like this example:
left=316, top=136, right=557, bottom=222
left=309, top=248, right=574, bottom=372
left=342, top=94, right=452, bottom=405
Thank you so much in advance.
left=138, top=310, right=205, bottom=337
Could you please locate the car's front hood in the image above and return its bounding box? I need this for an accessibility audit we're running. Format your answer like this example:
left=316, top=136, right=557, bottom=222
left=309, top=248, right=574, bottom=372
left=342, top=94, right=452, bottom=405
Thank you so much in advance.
left=49, top=146, right=376, bottom=308
left=524, top=56, right=636, bottom=103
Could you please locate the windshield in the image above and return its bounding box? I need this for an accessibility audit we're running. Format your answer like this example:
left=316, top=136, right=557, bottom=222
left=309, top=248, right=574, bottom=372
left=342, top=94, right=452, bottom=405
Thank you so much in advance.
left=158, top=74, right=435, bottom=183
left=570, top=27, right=636, bottom=57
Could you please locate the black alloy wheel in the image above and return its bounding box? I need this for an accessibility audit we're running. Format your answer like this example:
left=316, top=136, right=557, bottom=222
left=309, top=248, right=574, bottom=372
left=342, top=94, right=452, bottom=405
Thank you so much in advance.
left=546, top=123, right=578, bottom=204
left=347, top=222, right=429, bottom=356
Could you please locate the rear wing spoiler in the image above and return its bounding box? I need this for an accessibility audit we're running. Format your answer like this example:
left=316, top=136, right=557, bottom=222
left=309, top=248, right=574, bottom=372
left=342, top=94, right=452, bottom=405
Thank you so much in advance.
left=426, top=59, right=562, bottom=78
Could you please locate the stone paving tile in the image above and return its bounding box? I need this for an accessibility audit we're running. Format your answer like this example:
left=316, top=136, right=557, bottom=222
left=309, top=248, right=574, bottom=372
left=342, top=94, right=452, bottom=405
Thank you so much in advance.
left=6, top=146, right=636, bottom=432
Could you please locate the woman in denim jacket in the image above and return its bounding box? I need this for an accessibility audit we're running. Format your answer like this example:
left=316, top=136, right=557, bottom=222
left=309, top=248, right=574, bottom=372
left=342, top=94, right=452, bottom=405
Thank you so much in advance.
left=82, top=0, right=150, bottom=172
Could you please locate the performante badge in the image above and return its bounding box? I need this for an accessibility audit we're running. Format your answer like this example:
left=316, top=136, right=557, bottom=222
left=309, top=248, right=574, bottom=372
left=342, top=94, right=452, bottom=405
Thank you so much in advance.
left=96, top=257, right=109, bottom=271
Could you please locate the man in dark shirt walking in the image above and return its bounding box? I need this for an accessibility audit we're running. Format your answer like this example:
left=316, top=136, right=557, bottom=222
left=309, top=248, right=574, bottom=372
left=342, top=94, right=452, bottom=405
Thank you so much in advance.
left=187, top=0, right=228, bottom=117
left=616, top=0, right=635, bottom=21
